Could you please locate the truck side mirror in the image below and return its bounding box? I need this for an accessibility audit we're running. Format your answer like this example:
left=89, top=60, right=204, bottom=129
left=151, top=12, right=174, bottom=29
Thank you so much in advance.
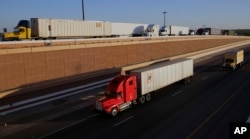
left=3, top=28, right=7, bottom=32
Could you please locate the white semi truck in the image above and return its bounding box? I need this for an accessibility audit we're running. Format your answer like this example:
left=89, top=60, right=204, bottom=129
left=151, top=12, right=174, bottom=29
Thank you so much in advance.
left=222, top=50, right=244, bottom=70
left=145, top=24, right=160, bottom=37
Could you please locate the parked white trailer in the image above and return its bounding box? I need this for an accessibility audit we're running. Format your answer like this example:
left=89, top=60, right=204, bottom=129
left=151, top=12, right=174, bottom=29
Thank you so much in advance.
left=160, top=25, right=189, bottom=36
left=130, top=58, right=193, bottom=95
left=3, top=17, right=158, bottom=40
left=111, top=23, right=148, bottom=37
left=30, top=18, right=112, bottom=39
left=204, top=28, right=222, bottom=35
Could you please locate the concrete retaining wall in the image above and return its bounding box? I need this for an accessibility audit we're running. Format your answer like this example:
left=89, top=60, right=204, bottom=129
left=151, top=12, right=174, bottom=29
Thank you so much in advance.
left=0, top=37, right=249, bottom=92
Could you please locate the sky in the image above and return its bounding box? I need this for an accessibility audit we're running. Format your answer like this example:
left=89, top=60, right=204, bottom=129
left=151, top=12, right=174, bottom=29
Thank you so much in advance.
left=1, top=0, right=250, bottom=32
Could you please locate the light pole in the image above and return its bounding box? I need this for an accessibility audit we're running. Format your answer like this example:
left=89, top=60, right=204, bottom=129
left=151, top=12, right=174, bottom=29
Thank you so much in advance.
left=82, top=0, right=85, bottom=20
left=162, top=11, right=167, bottom=27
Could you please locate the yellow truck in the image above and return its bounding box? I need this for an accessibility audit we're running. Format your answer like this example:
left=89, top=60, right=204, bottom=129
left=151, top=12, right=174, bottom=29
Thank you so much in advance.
left=222, top=50, right=244, bottom=70
left=2, top=20, right=31, bottom=41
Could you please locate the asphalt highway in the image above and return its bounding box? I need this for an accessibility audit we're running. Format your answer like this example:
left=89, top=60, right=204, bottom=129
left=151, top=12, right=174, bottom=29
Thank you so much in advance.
left=2, top=45, right=250, bottom=139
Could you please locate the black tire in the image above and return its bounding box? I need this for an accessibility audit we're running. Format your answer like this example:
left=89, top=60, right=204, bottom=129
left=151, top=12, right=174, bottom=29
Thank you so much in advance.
left=145, top=94, right=151, bottom=101
left=232, top=66, right=236, bottom=71
left=239, top=63, right=242, bottom=67
left=139, top=96, right=146, bottom=104
left=132, top=100, right=137, bottom=105
left=111, top=107, right=118, bottom=116
left=184, top=77, right=190, bottom=84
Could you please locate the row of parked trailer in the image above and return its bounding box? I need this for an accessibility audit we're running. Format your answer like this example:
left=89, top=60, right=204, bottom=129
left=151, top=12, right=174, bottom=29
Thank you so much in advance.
left=2, top=18, right=192, bottom=41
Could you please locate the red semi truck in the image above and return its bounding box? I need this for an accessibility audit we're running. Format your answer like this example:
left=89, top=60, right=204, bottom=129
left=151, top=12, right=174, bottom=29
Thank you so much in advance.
left=95, top=58, right=194, bottom=116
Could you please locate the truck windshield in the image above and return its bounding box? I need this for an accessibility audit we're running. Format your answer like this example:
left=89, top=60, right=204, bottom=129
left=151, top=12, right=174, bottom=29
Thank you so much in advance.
left=225, top=59, right=234, bottom=63
left=105, top=91, right=117, bottom=98
left=13, top=27, right=19, bottom=32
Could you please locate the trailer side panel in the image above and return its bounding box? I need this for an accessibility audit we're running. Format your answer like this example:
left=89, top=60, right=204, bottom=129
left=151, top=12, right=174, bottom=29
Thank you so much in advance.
left=131, top=58, right=193, bottom=96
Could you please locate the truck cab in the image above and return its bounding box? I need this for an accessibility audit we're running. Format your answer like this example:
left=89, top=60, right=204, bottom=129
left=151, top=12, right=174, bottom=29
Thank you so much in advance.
left=145, top=24, right=160, bottom=37
left=3, top=20, right=31, bottom=41
left=159, top=26, right=169, bottom=36
left=222, top=50, right=244, bottom=70
left=95, top=75, right=137, bottom=116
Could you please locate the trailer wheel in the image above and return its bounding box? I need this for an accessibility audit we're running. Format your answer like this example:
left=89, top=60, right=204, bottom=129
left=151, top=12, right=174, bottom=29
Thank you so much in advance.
left=139, top=96, right=146, bottom=104
left=232, top=66, right=236, bottom=71
left=184, top=77, right=190, bottom=84
left=111, top=107, right=118, bottom=116
left=145, top=94, right=151, bottom=101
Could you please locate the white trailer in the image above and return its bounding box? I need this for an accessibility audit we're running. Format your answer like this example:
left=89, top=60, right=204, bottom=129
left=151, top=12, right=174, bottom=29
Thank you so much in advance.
left=30, top=18, right=112, bottom=39
left=130, top=58, right=193, bottom=95
left=160, top=25, right=189, bottom=36
left=111, top=22, right=148, bottom=37
left=223, top=50, right=244, bottom=70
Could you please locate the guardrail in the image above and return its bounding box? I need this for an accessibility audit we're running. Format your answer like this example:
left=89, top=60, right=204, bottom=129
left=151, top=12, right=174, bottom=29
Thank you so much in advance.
left=0, top=78, right=113, bottom=116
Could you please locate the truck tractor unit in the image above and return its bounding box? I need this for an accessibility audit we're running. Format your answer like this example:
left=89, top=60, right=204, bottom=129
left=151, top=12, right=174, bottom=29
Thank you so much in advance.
left=2, top=20, right=31, bottom=41
left=222, top=50, right=244, bottom=70
left=145, top=24, right=160, bottom=37
left=95, top=58, right=194, bottom=116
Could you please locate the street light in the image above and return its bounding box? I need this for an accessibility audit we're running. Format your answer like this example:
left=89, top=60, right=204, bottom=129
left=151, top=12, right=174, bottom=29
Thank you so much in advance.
left=162, top=11, right=167, bottom=27
left=82, top=0, right=85, bottom=20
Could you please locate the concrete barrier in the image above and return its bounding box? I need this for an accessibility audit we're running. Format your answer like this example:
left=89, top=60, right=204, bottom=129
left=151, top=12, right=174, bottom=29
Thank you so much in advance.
left=0, top=37, right=249, bottom=92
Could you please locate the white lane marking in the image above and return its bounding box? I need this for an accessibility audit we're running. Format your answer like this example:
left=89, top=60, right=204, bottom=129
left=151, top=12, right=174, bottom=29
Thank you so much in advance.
left=0, top=80, right=110, bottom=116
left=114, top=116, right=133, bottom=127
left=98, top=92, right=104, bottom=95
left=38, top=113, right=99, bottom=139
left=247, top=115, right=250, bottom=123
left=202, top=76, right=209, bottom=80
left=81, top=95, right=96, bottom=100
left=172, top=90, right=182, bottom=97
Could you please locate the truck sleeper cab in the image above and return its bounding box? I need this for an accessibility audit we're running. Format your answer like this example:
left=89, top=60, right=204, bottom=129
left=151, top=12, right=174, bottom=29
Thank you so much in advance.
left=95, top=75, right=137, bottom=116
left=3, top=20, right=31, bottom=41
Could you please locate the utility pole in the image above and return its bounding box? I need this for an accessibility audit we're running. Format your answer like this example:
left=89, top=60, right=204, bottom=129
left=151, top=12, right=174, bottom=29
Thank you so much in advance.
left=82, top=0, right=85, bottom=20
left=162, top=11, right=167, bottom=27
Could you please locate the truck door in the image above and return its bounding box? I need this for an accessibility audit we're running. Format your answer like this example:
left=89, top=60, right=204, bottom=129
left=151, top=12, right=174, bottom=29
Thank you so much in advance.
left=18, top=28, right=26, bottom=39
left=17, top=20, right=31, bottom=39
left=124, top=76, right=137, bottom=102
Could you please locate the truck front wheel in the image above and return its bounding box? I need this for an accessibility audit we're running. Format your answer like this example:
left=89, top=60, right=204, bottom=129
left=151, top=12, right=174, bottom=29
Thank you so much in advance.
left=111, top=107, right=118, bottom=116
